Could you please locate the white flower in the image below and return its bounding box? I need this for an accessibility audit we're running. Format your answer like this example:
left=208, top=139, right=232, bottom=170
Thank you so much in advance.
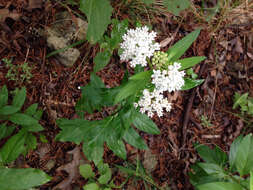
left=151, top=62, right=185, bottom=93
left=135, top=89, right=172, bottom=118
left=120, top=26, right=160, bottom=68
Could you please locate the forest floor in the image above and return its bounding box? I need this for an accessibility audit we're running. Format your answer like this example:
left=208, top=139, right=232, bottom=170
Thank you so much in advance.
left=0, top=0, right=253, bottom=190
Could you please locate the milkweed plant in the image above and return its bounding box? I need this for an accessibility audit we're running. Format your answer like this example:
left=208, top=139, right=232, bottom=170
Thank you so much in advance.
left=56, top=22, right=206, bottom=165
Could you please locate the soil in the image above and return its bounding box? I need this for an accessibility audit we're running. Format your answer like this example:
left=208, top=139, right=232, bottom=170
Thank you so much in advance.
left=0, top=0, right=252, bottom=190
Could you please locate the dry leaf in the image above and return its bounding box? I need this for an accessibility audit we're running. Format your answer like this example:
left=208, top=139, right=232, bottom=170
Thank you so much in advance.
left=0, top=9, right=20, bottom=22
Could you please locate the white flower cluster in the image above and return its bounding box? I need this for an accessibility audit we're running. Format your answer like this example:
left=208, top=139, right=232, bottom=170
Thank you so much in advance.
left=134, top=89, right=172, bottom=118
left=151, top=62, right=185, bottom=93
left=135, top=62, right=185, bottom=118
left=120, top=26, right=160, bottom=68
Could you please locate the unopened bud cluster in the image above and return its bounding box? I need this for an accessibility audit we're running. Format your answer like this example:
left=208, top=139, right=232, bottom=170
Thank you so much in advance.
left=152, top=51, right=168, bottom=69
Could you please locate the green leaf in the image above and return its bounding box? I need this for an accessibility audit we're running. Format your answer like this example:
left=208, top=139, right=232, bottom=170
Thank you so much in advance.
left=235, top=134, right=253, bottom=176
left=107, top=139, right=126, bottom=160
left=83, top=183, right=100, bottom=190
left=195, top=144, right=227, bottom=166
left=0, top=124, right=15, bottom=140
left=79, top=164, right=95, bottom=179
left=197, top=182, right=244, bottom=190
left=132, top=112, right=160, bottom=134
left=163, top=0, right=190, bottom=16
left=167, top=29, right=201, bottom=62
left=94, top=51, right=112, bottom=73
left=0, top=130, right=26, bottom=164
left=97, top=163, right=112, bottom=184
left=115, top=71, right=152, bottom=103
left=0, top=85, right=8, bottom=107
left=251, top=171, right=253, bottom=190
left=123, top=127, right=148, bottom=150
left=9, top=113, right=38, bottom=126
left=178, top=56, right=206, bottom=70
left=116, top=164, right=136, bottom=176
left=24, top=103, right=38, bottom=116
left=0, top=105, right=20, bottom=115
left=24, top=133, right=37, bottom=155
left=12, top=87, right=26, bottom=109
left=181, top=78, right=204, bottom=90
left=197, top=163, right=226, bottom=179
left=0, top=168, right=51, bottom=190
left=24, top=123, right=44, bottom=132
left=80, top=0, right=113, bottom=44
left=233, top=92, right=248, bottom=109
left=229, top=135, right=243, bottom=171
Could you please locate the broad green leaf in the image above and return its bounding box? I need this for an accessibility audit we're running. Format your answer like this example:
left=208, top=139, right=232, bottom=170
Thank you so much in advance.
left=167, top=29, right=201, bottom=62
left=197, top=163, right=226, bottom=179
left=0, top=85, right=8, bottom=107
left=251, top=171, right=253, bottom=190
left=83, top=183, right=100, bottom=190
left=181, top=78, right=204, bottom=90
left=24, top=133, right=37, bottom=155
left=0, top=105, right=20, bottom=115
left=115, top=71, right=152, bottom=103
left=0, top=168, right=51, bottom=190
left=9, top=113, right=38, bottom=126
left=178, top=56, right=206, bottom=70
left=0, top=124, right=15, bottom=140
left=229, top=135, right=243, bottom=171
left=0, top=130, right=26, bottom=163
left=197, top=182, right=244, bottom=190
left=235, top=134, right=253, bottom=176
left=107, top=139, right=126, bottom=160
left=83, top=143, right=104, bottom=165
left=163, top=0, right=190, bottom=16
left=12, top=87, right=26, bottom=109
left=97, top=163, right=112, bottom=184
left=79, top=164, right=95, bottom=179
left=132, top=112, right=160, bottom=134
left=120, top=106, right=136, bottom=130
left=123, top=127, right=148, bottom=150
left=94, top=51, right=111, bottom=73
left=80, top=0, right=113, bottom=44
left=24, top=123, right=44, bottom=132
left=195, top=144, right=227, bottom=166
left=24, top=103, right=38, bottom=116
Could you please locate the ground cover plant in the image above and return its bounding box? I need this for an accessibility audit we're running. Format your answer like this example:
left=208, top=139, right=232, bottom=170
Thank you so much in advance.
left=0, top=0, right=252, bottom=189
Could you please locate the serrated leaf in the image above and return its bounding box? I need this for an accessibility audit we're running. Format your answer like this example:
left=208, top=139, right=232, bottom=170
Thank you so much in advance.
left=80, top=0, right=113, bottom=44
left=83, top=143, right=104, bottom=166
left=0, top=130, right=26, bottom=164
left=123, top=127, right=148, bottom=150
left=107, top=138, right=126, bottom=160
left=0, top=124, right=15, bottom=140
left=24, top=103, right=38, bottom=116
left=83, top=183, right=100, bottom=190
left=132, top=112, right=160, bottom=134
left=0, top=105, right=20, bottom=115
left=178, top=56, right=206, bottom=70
left=229, top=135, right=243, bottom=171
left=163, top=0, right=190, bottom=16
left=181, top=78, right=204, bottom=90
left=195, top=144, right=227, bottom=166
left=0, top=168, right=51, bottom=190
left=9, top=113, right=38, bottom=126
left=167, top=29, right=201, bottom=62
left=0, top=85, right=8, bottom=107
left=79, top=164, right=95, bottom=179
left=12, top=87, right=26, bottom=109
left=94, top=51, right=111, bottom=73
left=197, top=182, right=244, bottom=190
left=115, top=71, right=152, bottom=103
left=235, top=134, right=253, bottom=176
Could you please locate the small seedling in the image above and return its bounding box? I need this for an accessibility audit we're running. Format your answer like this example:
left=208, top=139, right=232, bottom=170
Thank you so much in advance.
left=200, top=115, right=213, bottom=128
left=233, top=92, right=253, bottom=116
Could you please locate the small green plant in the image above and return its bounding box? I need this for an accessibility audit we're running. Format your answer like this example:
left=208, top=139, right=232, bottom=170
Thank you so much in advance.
left=116, top=158, right=163, bottom=190
left=233, top=92, right=253, bottom=116
left=79, top=162, right=125, bottom=190
left=0, top=85, right=51, bottom=189
left=190, top=134, right=253, bottom=190
left=3, top=58, right=33, bottom=83
left=200, top=115, right=213, bottom=128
